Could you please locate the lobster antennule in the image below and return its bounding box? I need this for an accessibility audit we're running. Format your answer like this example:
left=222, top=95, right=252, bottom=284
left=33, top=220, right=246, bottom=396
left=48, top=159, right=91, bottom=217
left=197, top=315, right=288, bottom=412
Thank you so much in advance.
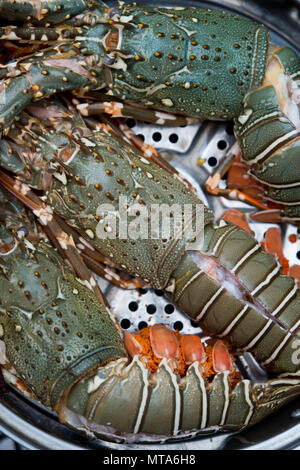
left=123, top=325, right=235, bottom=379
left=0, top=5, right=298, bottom=437
left=233, top=82, right=300, bottom=222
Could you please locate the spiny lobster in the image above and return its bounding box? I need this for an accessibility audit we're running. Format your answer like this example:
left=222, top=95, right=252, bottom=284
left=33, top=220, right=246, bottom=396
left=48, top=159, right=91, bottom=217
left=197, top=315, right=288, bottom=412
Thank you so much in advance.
left=0, top=94, right=300, bottom=443
left=0, top=0, right=298, bottom=224
left=0, top=0, right=299, bottom=445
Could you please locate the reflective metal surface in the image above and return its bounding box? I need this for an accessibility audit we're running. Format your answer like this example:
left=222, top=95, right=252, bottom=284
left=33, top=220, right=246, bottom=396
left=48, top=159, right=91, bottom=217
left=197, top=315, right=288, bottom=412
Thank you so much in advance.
left=0, top=0, right=300, bottom=451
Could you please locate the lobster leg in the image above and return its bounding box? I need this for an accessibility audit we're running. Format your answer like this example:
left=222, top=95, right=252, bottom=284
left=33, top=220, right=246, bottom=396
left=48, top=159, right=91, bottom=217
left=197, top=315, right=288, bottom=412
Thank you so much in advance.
left=45, top=211, right=148, bottom=290
left=264, top=46, right=300, bottom=126
left=115, top=118, right=198, bottom=194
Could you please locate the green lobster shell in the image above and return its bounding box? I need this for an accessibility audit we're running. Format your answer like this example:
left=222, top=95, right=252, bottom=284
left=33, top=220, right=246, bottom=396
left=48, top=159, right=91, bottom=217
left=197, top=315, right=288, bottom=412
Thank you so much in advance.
left=0, top=0, right=298, bottom=443
left=0, top=1, right=268, bottom=129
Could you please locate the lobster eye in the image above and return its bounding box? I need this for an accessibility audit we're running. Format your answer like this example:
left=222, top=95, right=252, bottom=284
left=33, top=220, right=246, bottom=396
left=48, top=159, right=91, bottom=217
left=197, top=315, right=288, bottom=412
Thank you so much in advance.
left=104, top=54, right=116, bottom=66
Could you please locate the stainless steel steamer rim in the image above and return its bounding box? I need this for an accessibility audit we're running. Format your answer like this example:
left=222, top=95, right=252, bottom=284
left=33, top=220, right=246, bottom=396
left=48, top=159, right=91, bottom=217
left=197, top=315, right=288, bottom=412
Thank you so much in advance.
left=0, top=0, right=300, bottom=451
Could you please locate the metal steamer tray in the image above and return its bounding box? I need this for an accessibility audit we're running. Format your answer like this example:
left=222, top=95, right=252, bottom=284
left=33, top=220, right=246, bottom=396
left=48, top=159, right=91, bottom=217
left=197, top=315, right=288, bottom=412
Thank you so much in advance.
left=0, top=0, right=300, bottom=451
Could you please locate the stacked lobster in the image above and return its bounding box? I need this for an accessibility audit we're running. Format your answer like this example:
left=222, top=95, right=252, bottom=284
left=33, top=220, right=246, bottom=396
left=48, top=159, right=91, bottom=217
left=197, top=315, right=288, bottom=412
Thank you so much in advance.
left=0, top=0, right=300, bottom=444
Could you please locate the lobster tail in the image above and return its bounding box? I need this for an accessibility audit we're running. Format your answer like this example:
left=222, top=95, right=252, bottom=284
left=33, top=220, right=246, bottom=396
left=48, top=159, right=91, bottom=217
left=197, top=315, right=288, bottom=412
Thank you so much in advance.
left=0, top=0, right=299, bottom=445
left=0, top=97, right=213, bottom=289
left=169, top=222, right=300, bottom=376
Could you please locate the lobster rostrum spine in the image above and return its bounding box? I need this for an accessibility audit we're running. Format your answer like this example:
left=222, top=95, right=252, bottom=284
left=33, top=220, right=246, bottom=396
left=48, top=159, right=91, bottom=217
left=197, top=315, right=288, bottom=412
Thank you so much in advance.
left=0, top=1, right=298, bottom=222
left=2, top=186, right=300, bottom=443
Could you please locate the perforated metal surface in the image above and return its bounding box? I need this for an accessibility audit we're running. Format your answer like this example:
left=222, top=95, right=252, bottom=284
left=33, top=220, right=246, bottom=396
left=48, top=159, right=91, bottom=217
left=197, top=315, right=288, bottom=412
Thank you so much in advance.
left=0, top=0, right=300, bottom=451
